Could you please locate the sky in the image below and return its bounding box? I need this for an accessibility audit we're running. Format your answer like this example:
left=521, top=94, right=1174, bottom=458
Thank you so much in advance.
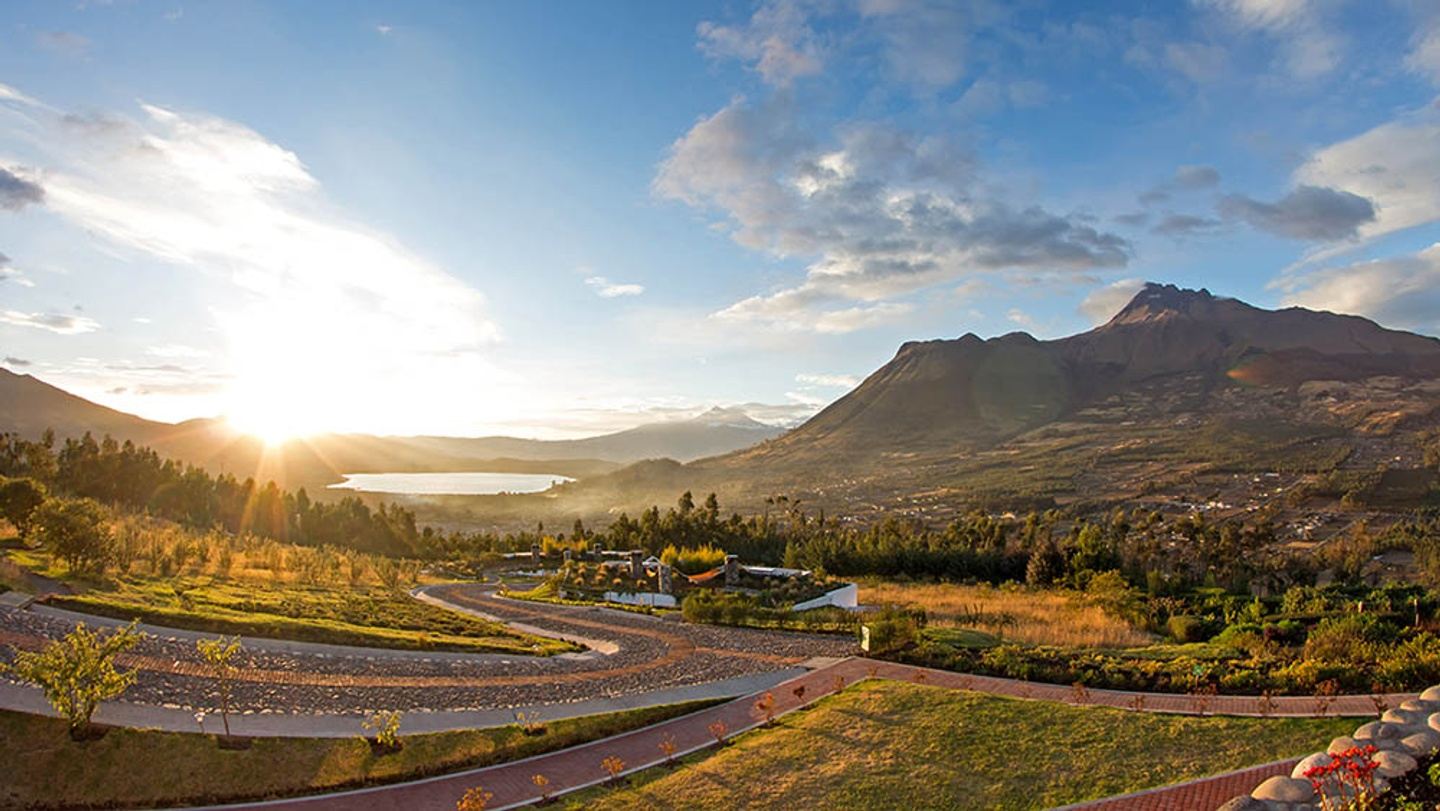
left=2, top=0, right=1439, bottom=440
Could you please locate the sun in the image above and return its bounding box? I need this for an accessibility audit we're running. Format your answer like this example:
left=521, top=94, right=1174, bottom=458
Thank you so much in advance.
left=226, top=412, right=308, bottom=446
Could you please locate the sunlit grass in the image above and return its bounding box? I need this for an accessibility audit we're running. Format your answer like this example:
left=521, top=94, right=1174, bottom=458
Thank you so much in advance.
left=860, top=580, right=1156, bottom=648
left=565, top=680, right=1353, bottom=810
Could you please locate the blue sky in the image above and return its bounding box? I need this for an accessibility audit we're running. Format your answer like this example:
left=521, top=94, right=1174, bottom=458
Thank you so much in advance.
left=1, top=0, right=1439, bottom=439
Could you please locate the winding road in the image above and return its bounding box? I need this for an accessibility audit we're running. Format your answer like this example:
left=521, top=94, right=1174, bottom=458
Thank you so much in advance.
left=0, top=583, right=856, bottom=734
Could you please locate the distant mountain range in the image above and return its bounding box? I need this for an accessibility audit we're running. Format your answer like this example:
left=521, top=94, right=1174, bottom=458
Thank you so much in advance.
left=7, top=282, right=1440, bottom=527
left=555, top=283, right=1440, bottom=521
left=0, top=371, right=783, bottom=491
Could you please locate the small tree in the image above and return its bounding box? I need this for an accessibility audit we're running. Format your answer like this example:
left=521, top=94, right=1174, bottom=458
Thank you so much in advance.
left=362, top=710, right=403, bottom=751
left=754, top=691, right=776, bottom=725
left=3, top=620, right=141, bottom=738
left=31, top=498, right=113, bottom=573
left=196, top=635, right=241, bottom=737
left=456, top=787, right=493, bottom=811
left=601, top=755, right=626, bottom=785
left=0, top=476, right=47, bottom=538
left=658, top=733, right=677, bottom=765
left=707, top=720, right=727, bottom=746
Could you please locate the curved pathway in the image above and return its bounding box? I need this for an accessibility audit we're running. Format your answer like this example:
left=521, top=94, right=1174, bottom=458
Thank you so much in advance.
left=0, top=583, right=855, bottom=731
left=186, top=658, right=1399, bottom=811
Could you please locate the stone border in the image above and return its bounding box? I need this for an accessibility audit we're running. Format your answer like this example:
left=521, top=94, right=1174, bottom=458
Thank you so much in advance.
left=1220, top=685, right=1440, bottom=810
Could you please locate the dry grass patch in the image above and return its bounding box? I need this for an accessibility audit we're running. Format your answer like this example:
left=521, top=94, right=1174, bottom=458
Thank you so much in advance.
left=860, top=580, right=1155, bottom=648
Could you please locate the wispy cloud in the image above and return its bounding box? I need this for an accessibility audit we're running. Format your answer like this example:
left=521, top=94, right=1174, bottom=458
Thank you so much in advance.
left=795, top=372, right=859, bottom=388
left=0, top=310, right=100, bottom=334
left=1079, top=277, right=1145, bottom=325
left=36, top=31, right=92, bottom=58
left=584, top=275, right=644, bottom=298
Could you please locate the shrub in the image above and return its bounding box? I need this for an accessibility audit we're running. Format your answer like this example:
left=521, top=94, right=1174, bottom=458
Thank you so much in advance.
left=362, top=710, right=403, bottom=751
left=1166, top=614, right=1209, bottom=643
left=659, top=544, right=727, bottom=575
left=862, top=605, right=925, bottom=654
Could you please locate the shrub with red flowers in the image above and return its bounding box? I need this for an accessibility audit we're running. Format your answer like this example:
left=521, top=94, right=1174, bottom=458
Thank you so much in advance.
left=1304, top=744, right=1379, bottom=811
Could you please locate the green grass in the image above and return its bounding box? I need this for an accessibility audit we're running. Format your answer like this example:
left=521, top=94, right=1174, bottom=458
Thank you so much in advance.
left=564, top=680, right=1355, bottom=810
left=43, top=574, right=576, bottom=655
left=0, top=701, right=716, bottom=811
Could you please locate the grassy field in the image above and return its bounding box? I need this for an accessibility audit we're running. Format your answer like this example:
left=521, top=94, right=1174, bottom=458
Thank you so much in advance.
left=0, top=701, right=714, bottom=810
left=564, top=680, right=1354, bottom=810
left=4, top=546, right=573, bottom=655
left=860, top=580, right=1155, bottom=648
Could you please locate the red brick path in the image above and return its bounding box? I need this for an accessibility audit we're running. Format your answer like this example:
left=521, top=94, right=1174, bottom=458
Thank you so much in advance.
left=1057, top=758, right=1299, bottom=810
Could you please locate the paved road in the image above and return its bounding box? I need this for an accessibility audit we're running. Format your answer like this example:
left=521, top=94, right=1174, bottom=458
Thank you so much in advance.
left=0, top=583, right=855, bottom=729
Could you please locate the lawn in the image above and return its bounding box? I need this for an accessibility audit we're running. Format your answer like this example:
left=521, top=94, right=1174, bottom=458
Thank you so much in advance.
left=0, top=701, right=715, bottom=810
left=564, top=680, right=1355, bottom=810
left=42, top=573, right=575, bottom=655
left=860, top=580, right=1155, bottom=647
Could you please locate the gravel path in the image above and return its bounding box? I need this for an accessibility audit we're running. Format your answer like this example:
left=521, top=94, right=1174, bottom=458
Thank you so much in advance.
left=0, top=583, right=857, bottom=717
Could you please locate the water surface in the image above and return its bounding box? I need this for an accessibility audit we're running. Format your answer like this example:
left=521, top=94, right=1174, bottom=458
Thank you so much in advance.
left=328, top=471, right=574, bottom=495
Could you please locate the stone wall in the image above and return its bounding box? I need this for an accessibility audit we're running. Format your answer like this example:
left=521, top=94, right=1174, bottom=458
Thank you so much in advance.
left=1220, top=685, right=1440, bottom=810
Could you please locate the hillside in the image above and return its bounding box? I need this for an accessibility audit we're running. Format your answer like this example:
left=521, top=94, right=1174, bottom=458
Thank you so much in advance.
left=548, top=284, right=1440, bottom=528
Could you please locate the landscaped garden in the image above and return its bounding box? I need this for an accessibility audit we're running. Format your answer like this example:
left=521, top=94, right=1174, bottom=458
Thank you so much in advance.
left=1, top=517, right=574, bottom=655
left=559, top=679, right=1357, bottom=810
left=0, top=700, right=713, bottom=810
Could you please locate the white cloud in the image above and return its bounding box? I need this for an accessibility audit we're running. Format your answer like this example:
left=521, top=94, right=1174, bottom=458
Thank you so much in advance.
left=1200, top=0, right=1341, bottom=79
left=147, top=343, right=210, bottom=359
left=1079, top=277, right=1146, bottom=324
left=1409, top=24, right=1440, bottom=85
left=697, top=0, right=822, bottom=86
left=1281, top=243, right=1440, bottom=334
left=795, top=372, right=860, bottom=387
left=1005, top=307, right=1038, bottom=330
left=584, top=275, right=644, bottom=298
left=1164, top=41, right=1228, bottom=83
left=7, top=87, right=506, bottom=436
left=0, top=310, right=100, bottom=334
left=657, top=97, right=1128, bottom=333
left=1295, top=108, right=1440, bottom=241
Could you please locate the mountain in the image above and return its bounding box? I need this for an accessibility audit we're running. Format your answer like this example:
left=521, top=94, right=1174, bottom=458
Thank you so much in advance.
left=0, top=369, right=170, bottom=444
left=560, top=283, right=1440, bottom=522
left=0, top=370, right=782, bottom=491
left=394, top=407, right=783, bottom=465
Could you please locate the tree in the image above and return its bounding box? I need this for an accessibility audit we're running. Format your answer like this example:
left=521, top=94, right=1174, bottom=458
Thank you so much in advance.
left=2, top=621, right=142, bottom=737
left=1025, top=539, right=1065, bottom=586
left=0, top=476, right=47, bottom=537
left=30, top=497, right=113, bottom=573
left=196, top=636, right=242, bottom=737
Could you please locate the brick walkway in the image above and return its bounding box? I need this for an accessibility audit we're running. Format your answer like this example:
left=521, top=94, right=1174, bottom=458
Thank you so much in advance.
left=1056, top=759, right=1300, bottom=810
left=198, top=657, right=1395, bottom=811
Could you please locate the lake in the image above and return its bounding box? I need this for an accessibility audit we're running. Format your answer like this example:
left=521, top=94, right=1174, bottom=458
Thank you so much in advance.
left=327, top=471, right=575, bottom=496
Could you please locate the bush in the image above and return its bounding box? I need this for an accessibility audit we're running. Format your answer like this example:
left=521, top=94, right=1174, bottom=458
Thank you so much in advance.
left=660, top=544, right=727, bottom=575
left=1166, top=615, right=1210, bottom=643
left=862, top=605, right=925, bottom=655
